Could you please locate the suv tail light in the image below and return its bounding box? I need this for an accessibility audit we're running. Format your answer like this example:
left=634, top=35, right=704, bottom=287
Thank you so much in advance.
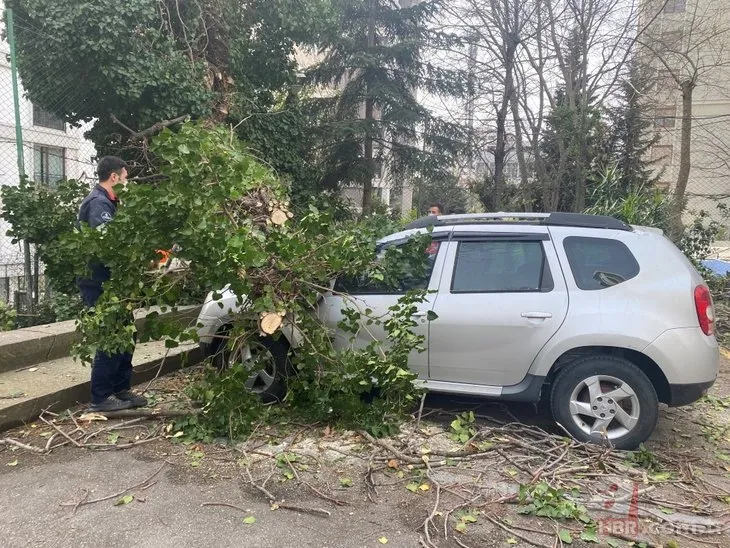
left=694, top=285, right=715, bottom=336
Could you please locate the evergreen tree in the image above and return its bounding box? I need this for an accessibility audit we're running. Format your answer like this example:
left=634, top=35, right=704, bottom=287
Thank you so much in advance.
left=539, top=89, right=609, bottom=212
left=606, top=62, right=661, bottom=191
left=307, top=0, right=468, bottom=214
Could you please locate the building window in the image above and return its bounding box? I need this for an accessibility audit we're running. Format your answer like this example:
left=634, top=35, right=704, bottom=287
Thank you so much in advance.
left=663, top=0, right=686, bottom=14
left=33, top=145, right=65, bottom=186
left=651, top=145, right=673, bottom=163
left=32, top=104, right=65, bottom=131
left=654, top=107, right=676, bottom=128
left=654, top=69, right=677, bottom=92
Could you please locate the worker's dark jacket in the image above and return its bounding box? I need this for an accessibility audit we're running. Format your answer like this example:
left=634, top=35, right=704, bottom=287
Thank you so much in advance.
left=76, top=185, right=117, bottom=295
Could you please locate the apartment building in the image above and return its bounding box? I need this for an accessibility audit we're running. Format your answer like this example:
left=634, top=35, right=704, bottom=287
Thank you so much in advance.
left=642, top=0, right=730, bottom=225
left=0, top=2, right=96, bottom=302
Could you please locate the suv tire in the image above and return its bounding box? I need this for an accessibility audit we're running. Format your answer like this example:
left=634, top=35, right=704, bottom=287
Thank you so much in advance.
left=550, top=355, right=658, bottom=450
left=212, top=326, right=292, bottom=403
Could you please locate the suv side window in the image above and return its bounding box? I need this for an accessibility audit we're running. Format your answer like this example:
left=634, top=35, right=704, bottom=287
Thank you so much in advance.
left=335, top=241, right=441, bottom=295
left=563, top=236, right=639, bottom=290
left=451, top=240, right=554, bottom=293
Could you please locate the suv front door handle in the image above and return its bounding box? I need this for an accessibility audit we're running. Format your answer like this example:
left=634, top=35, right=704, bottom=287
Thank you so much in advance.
left=521, top=312, right=552, bottom=319
left=412, top=311, right=427, bottom=317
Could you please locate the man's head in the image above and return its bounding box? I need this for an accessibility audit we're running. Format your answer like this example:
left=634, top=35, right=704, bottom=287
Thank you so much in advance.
left=428, top=203, right=443, bottom=216
left=97, top=156, right=128, bottom=186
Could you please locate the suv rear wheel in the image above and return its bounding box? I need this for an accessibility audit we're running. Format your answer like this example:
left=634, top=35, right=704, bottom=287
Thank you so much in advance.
left=550, top=356, right=658, bottom=450
left=212, top=326, right=292, bottom=403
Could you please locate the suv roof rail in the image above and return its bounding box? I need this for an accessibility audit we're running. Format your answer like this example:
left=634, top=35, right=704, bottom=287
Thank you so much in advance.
left=404, top=212, right=632, bottom=232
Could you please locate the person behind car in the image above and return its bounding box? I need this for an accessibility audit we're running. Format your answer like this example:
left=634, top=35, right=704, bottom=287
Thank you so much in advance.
left=77, top=156, right=148, bottom=412
left=428, top=203, right=444, bottom=216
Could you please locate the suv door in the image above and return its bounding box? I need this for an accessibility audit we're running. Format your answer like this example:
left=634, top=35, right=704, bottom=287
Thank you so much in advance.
left=428, top=226, right=568, bottom=386
left=318, top=236, right=448, bottom=379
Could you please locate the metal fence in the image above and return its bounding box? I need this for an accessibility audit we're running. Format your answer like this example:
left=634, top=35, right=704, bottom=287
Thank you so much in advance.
left=0, top=7, right=96, bottom=313
left=1, top=5, right=730, bottom=315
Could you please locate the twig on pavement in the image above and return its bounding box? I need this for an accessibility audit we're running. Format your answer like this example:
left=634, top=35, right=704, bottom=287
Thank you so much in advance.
left=0, top=437, right=46, bottom=453
left=61, top=462, right=166, bottom=509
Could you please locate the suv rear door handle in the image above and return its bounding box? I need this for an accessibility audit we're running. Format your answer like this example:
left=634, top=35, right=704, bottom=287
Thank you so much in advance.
left=521, top=312, right=552, bottom=319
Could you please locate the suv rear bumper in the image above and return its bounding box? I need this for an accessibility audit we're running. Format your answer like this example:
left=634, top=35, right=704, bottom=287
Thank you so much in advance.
left=643, top=327, right=719, bottom=395
left=667, top=380, right=715, bottom=407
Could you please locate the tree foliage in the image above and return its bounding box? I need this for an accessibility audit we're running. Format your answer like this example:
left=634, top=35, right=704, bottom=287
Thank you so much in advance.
left=1, top=178, right=89, bottom=294
left=6, top=0, right=334, bottom=187
left=54, top=122, right=428, bottom=436
left=307, top=0, right=468, bottom=213
left=414, top=174, right=469, bottom=215
left=605, top=63, right=660, bottom=192
left=539, top=89, right=608, bottom=212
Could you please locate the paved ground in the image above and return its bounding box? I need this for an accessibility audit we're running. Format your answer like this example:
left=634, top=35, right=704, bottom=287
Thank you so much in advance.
left=3, top=357, right=730, bottom=548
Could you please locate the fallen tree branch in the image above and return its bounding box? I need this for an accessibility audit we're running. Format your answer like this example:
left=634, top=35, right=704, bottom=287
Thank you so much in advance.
left=302, top=481, right=348, bottom=506
left=61, top=462, right=166, bottom=510
left=241, top=455, right=331, bottom=518
left=202, top=502, right=249, bottom=512
left=0, top=438, right=46, bottom=454
left=39, top=415, right=83, bottom=448
left=110, top=114, right=189, bottom=143
left=82, top=408, right=198, bottom=420
left=605, top=530, right=662, bottom=548
left=483, top=513, right=549, bottom=547
left=359, top=430, right=422, bottom=464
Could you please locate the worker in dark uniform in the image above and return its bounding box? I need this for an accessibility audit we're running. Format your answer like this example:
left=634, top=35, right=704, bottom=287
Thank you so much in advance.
left=428, top=203, right=444, bottom=216
left=77, top=156, right=147, bottom=412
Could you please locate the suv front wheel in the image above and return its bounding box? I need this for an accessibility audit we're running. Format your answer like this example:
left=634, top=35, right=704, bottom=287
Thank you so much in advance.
left=550, top=356, right=658, bottom=450
left=212, top=326, right=292, bottom=403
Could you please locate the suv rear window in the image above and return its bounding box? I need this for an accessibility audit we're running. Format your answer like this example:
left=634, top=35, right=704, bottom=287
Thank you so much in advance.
left=451, top=240, right=553, bottom=293
left=563, top=236, right=639, bottom=290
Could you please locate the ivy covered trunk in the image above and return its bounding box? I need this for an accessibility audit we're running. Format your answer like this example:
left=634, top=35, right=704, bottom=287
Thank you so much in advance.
left=670, top=80, right=695, bottom=241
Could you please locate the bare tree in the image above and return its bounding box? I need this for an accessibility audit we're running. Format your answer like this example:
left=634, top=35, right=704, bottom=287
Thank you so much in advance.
left=638, top=0, right=730, bottom=238
left=437, top=0, right=658, bottom=212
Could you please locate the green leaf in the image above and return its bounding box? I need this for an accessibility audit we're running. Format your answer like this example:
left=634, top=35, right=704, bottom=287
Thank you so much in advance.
left=242, top=516, right=256, bottom=524
left=558, top=530, right=572, bottom=544
left=506, top=538, right=518, bottom=545
left=660, top=507, right=675, bottom=515
left=115, top=495, right=134, bottom=506
left=455, top=522, right=467, bottom=533
left=107, top=432, right=119, bottom=444
left=650, top=472, right=672, bottom=482
left=426, top=310, right=438, bottom=321
left=6, top=459, right=18, bottom=467
left=580, top=529, right=599, bottom=543
left=606, top=540, right=619, bottom=548
left=339, top=477, right=353, bottom=487
left=406, top=482, right=420, bottom=492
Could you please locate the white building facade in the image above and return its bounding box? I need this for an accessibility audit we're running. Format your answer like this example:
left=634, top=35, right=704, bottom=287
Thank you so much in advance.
left=0, top=4, right=96, bottom=302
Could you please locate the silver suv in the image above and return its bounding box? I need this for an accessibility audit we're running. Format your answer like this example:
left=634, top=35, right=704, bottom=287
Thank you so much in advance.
left=196, top=212, right=719, bottom=449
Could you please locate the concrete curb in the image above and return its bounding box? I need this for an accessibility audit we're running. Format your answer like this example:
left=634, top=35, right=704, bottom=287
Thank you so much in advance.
left=0, top=305, right=202, bottom=374
left=0, top=346, right=203, bottom=432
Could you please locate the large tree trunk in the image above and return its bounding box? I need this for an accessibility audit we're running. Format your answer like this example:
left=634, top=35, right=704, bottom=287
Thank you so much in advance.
left=362, top=11, right=376, bottom=216
left=508, top=76, right=531, bottom=211
left=493, top=96, right=509, bottom=211
left=669, top=80, right=694, bottom=240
